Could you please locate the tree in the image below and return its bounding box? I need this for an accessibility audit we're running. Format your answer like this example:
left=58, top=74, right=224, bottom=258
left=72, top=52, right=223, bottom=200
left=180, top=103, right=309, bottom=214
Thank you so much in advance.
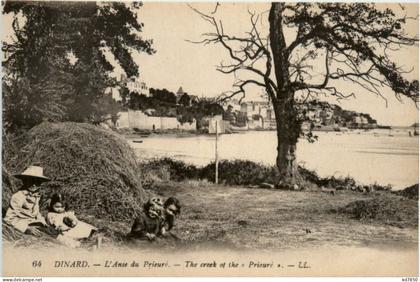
left=190, top=98, right=224, bottom=129
left=150, top=88, right=177, bottom=105
left=2, top=1, right=154, bottom=130
left=179, top=93, right=192, bottom=107
left=191, top=3, right=418, bottom=185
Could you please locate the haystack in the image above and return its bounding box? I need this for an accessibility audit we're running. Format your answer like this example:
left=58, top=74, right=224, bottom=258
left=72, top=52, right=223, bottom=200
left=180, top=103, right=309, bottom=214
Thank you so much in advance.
left=2, top=132, right=20, bottom=214
left=3, top=122, right=148, bottom=222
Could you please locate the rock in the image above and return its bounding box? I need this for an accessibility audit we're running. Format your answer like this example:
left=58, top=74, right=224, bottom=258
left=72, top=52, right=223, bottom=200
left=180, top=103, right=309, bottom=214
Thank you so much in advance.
left=259, top=182, right=275, bottom=189
left=321, top=186, right=335, bottom=195
left=237, top=220, right=248, bottom=227
left=293, top=184, right=299, bottom=190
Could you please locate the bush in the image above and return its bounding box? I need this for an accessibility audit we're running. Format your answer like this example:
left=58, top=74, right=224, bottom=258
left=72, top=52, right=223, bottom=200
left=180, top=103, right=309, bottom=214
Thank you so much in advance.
left=139, top=158, right=394, bottom=192
left=337, top=194, right=418, bottom=227
left=200, top=160, right=278, bottom=186
left=298, top=166, right=357, bottom=189
left=140, top=158, right=200, bottom=182
left=394, top=184, right=419, bottom=200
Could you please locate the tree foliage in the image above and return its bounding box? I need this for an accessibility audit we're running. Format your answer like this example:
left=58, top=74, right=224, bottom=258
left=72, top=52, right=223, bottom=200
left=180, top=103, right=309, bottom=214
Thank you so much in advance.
left=2, top=1, right=155, bottom=131
left=128, top=89, right=224, bottom=128
left=179, top=93, right=192, bottom=107
left=149, top=88, right=177, bottom=104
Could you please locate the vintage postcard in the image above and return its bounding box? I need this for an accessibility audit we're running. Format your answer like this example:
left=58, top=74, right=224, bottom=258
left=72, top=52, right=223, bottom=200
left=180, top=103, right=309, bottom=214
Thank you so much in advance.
left=2, top=1, right=419, bottom=277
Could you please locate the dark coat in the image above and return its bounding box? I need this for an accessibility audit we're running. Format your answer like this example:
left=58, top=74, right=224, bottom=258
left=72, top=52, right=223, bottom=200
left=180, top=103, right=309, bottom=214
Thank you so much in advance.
left=129, top=212, right=160, bottom=239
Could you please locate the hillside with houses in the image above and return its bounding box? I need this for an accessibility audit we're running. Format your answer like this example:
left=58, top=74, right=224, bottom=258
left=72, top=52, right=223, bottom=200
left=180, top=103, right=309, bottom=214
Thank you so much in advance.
left=109, top=75, right=381, bottom=134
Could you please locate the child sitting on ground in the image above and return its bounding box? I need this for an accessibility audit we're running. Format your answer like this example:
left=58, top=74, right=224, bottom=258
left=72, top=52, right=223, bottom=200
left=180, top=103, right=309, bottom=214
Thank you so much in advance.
left=159, top=197, right=181, bottom=237
left=129, top=198, right=163, bottom=241
left=46, top=193, right=97, bottom=248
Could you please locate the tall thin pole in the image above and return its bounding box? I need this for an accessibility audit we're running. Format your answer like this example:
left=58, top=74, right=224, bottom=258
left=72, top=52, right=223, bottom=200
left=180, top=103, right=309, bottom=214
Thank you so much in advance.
left=215, top=120, right=219, bottom=184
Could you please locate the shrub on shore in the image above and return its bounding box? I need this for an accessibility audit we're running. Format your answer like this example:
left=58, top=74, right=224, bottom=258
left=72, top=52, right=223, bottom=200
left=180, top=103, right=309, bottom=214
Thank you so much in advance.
left=139, top=158, right=278, bottom=186
left=140, top=157, right=394, bottom=192
left=139, top=158, right=200, bottom=185
left=200, top=160, right=279, bottom=186
left=394, top=184, right=418, bottom=200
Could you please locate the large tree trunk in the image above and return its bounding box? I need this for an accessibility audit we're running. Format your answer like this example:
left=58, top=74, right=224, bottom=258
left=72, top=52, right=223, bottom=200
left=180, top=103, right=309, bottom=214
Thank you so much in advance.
left=273, top=96, right=300, bottom=185
left=269, top=3, right=300, bottom=186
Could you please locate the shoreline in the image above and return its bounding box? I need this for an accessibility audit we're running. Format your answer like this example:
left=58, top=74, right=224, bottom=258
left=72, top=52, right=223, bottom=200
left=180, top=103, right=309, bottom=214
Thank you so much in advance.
left=117, top=126, right=413, bottom=138
left=127, top=132, right=418, bottom=191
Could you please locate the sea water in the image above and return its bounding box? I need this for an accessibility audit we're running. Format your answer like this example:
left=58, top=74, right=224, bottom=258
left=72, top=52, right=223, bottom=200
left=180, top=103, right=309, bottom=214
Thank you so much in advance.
left=129, top=128, right=418, bottom=190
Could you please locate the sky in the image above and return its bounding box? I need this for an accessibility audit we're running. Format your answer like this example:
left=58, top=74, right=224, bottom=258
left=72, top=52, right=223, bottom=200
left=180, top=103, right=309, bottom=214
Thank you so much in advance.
left=2, top=2, right=419, bottom=126
left=131, top=2, right=419, bottom=127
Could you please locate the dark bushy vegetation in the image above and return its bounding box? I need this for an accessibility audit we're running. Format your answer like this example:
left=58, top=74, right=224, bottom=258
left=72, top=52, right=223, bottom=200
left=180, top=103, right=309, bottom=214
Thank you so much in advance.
left=200, top=160, right=279, bottom=186
left=140, top=158, right=395, bottom=192
left=394, top=184, right=418, bottom=200
left=140, top=158, right=277, bottom=186
left=140, top=158, right=200, bottom=182
left=3, top=2, right=154, bottom=132
left=336, top=194, right=418, bottom=227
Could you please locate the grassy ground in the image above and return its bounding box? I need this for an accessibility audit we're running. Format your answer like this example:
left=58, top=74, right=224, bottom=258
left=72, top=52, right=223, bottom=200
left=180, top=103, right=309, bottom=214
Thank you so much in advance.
left=145, top=181, right=418, bottom=251
left=4, top=180, right=417, bottom=252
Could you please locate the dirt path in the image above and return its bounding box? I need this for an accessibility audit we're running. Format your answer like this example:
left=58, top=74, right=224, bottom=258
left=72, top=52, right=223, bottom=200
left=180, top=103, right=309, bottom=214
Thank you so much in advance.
left=151, top=181, right=418, bottom=251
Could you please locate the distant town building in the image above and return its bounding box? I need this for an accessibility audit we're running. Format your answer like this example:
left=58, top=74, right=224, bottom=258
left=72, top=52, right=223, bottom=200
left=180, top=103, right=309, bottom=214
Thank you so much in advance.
left=319, top=108, right=334, bottom=125
left=353, top=115, right=362, bottom=124
left=189, top=95, right=199, bottom=103
left=221, top=98, right=241, bottom=112
left=115, top=110, right=196, bottom=131
left=121, top=74, right=148, bottom=96
left=222, top=105, right=237, bottom=123
left=176, top=87, right=185, bottom=103
left=360, top=116, right=368, bottom=124
left=107, top=74, right=149, bottom=102
left=239, top=101, right=275, bottom=129
left=127, top=79, right=148, bottom=96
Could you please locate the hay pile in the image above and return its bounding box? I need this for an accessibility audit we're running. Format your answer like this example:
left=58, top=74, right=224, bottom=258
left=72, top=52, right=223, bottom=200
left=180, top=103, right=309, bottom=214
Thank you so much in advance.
left=2, top=132, right=20, bottom=214
left=2, top=223, right=61, bottom=249
left=338, top=193, right=418, bottom=227
left=3, top=122, right=148, bottom=222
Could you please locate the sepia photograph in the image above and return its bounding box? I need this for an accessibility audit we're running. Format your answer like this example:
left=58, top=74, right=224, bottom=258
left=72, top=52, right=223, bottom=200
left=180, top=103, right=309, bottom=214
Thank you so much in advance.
left=1, top=1, right=419, bottom=277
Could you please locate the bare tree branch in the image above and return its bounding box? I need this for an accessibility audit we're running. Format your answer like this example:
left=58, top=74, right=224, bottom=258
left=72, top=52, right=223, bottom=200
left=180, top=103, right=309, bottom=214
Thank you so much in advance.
left=189, top=4, right=278, bottom=104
